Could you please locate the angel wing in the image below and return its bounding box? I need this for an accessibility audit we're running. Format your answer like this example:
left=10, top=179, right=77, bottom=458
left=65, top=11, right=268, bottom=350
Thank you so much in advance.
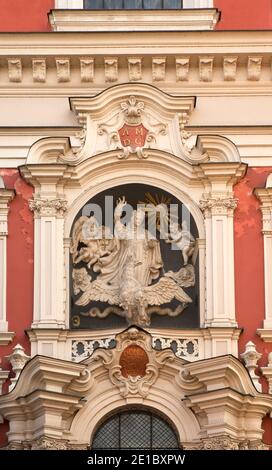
left=144, top=276, right=192, bottom=306
left=75, top=280, right=120, bottom=307
left=70, top=216, right=89, bottom=261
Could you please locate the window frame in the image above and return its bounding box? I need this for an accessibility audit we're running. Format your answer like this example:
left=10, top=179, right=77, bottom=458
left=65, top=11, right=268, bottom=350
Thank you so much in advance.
left=55, top=0, right=213, bottom=9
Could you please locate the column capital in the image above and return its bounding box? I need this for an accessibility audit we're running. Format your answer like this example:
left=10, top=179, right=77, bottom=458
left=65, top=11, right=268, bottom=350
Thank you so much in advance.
left=199, top=192, right=238, bottom=217
left=0, top=189, right=15, bottom=236
left=29, top=197, right=68, bottom=218
left=254, top=187, right=272, bottom=206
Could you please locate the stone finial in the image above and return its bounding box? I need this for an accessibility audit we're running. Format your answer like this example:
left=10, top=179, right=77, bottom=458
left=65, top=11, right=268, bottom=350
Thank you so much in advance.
left=6, top=344, right=30, bottom=392
left=240, top=341, right=262, bottom=392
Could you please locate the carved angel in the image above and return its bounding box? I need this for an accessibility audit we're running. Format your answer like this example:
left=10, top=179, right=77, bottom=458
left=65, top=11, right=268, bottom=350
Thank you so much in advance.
left=72, top=196, right=196, bottom=327
left=166, top=220, right=196, bottom=266
left=70, top=216, right=116, bottom=268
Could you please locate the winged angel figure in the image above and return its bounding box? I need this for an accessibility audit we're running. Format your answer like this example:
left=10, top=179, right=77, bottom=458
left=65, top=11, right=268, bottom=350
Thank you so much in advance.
left=71, top=197, right=195, bottom=326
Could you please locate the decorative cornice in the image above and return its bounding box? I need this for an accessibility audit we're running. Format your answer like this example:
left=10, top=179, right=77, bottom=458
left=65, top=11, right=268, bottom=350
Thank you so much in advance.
left=257, top=328, right=272, bottom=343
left=29, top=198, right=68, bottom=217
left=0, top=32, right=272, bottom=96
left=0, top=331, right=15, bottom=346
left=254, top=187, right=272, bottom=233
left=0, top=189, right=15, bottom=236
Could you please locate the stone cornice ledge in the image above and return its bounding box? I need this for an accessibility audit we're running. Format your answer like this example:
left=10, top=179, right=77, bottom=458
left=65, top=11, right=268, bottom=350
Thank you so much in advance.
left=0, top=332, right=15, bottom=346
left=257, top=329, right=272, bottom=342
left=49, top=9, right=220, bottom=33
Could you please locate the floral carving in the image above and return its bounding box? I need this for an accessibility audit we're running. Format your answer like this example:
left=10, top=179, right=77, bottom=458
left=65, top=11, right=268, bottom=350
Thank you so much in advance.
left=199, top=193, right=238, bottom=216
left=72, top=268, right=91, bottom=295
left=93, top=327, right=174, bottom=398
left=29, top=198, right=67, bottom=217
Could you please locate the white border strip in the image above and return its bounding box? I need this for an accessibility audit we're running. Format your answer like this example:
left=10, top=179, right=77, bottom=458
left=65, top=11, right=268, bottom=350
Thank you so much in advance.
left=55, top=1, right=213, bottom=9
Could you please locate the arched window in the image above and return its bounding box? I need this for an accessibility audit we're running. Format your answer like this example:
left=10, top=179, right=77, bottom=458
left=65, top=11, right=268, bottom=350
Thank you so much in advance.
left=92, top=410, right=180, bottom=449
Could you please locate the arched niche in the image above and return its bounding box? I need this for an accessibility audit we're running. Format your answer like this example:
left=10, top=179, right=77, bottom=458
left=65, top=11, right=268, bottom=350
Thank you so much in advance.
left=69, top=182, right=201, bottom=331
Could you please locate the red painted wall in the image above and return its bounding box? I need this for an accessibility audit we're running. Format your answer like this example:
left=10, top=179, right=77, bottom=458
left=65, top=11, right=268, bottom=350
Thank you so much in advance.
left=234, top=168, right=272, bottom=377
left=215, top=0, right=272, bottom=30
left=0, top=170, right=33, bottom=448
left=0, top=0, right=271, bottom=32
left=235, top=168, right=272, bottom=445
left=0, top=0, right=53, bottom=32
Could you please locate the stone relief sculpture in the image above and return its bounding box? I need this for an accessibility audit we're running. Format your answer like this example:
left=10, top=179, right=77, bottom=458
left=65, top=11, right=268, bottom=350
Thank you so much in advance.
left=71, top=196, right=196, bottom=327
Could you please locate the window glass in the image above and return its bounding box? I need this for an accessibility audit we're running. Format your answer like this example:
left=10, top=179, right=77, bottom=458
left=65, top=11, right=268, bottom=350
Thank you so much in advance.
left=84, top=0, right=182, bottom=9
left=92, top=411, right=179, bottom=449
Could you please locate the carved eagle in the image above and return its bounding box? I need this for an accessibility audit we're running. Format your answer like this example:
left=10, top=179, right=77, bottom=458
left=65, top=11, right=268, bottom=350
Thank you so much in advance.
left=144, top=276, right=192, bottom=306
left=75, top=276, right=192, bottom=309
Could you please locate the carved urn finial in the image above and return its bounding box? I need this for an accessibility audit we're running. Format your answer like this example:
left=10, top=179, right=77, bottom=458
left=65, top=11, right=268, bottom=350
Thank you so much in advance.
left=6, top=344, right=31, bottom=392
left=240, top=341, right=262, bottom=392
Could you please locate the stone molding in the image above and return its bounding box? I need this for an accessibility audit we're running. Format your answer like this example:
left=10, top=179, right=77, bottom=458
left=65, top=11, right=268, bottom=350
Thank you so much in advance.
left=49, top=9, right=220, bottom=33
left=255, top=182, right=272, bottom=330
left=0, top=328, right=271, bottom=450
left=1, top=32, right=272, bottom=96
left=0, top=188, right=15, bottom=335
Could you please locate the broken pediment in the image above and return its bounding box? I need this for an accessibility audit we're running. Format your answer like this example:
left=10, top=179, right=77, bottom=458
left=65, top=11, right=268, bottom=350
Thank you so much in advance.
left=61, top=83, right=208, bottom=165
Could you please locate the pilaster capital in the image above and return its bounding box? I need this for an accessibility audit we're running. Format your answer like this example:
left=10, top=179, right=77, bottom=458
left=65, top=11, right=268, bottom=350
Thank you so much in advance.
left=29, top=197, right=68, bottom=218
left=0, top=189, right=15, bottom=235
left=254, top=187, right=272, bottom=207
left=199, top=192, right=238, bottom=216
left=254, top=187, right=272, bottom=232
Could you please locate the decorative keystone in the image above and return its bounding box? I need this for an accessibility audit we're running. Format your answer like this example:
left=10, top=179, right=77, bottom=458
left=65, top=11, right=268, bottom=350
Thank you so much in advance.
left=240, top=341, right=262, bottom=392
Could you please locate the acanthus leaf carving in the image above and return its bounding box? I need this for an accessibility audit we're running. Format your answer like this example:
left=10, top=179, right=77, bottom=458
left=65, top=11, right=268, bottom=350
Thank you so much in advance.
left=97, top=95, right=166, bottom=160
left=67, top=84, right=197, bottom=163
left=29, top=198, right=68, bottom=217
left=199, top=193, right=238, bottom=216
left=202, top=436, right=239, bottom=450
left=93, top=327, right=174, bottom=399
left=178, top=112, right=209, bottom=163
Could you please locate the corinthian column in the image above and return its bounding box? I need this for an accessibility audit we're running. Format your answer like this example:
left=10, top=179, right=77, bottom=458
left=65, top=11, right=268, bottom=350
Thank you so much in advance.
left=197, top=163, right=246, bottom=328
left=21, top=164, right=72, bottom=329
left=255, top=180, right=272, bottom=332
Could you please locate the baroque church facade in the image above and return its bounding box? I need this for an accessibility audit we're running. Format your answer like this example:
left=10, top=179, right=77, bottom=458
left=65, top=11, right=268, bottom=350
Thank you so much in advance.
left=0, top=0, right=272, bottom=450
